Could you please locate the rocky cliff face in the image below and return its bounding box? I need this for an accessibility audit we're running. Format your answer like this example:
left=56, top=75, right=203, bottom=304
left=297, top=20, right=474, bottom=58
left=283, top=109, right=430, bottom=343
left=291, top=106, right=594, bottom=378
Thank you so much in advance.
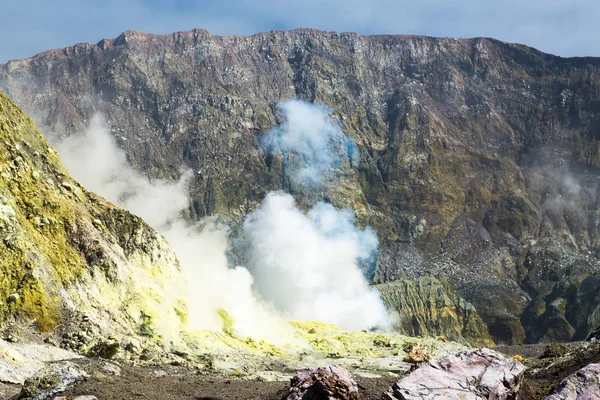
left=0, top=90, right=185, bottom=349
left=2, top=29, right=600, bottom=345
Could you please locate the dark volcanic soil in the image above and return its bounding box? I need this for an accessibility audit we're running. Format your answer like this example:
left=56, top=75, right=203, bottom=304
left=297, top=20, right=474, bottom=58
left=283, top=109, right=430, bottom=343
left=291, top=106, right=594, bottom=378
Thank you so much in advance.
left=57, top=365, right=397, bottom=400
left=494, top=342, right=581, bottom=359
left=496, top=341, right=599, bottom=400
left=18, top=342, right=591, bottom=400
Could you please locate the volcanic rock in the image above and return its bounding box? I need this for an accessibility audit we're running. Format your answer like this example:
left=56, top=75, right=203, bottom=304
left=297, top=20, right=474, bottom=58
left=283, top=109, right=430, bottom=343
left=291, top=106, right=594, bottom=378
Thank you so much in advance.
left=284, top=365, right=359, bottom=400
left=0, top=90, right=184, bottom=348
left=544, top=363, right=600, bottom=400
left=539, top=343, right=570, bottom=359
left=382, top=348, right=525, bottom=399
left=18, top=361, right=87, bottom=400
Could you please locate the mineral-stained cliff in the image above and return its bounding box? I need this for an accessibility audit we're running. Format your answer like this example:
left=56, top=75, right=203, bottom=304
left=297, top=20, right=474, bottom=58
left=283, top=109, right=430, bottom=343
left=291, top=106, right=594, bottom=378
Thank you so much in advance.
left=2, top=28, right=600, bottom=345
left=0, top=90, right=185, bottom=348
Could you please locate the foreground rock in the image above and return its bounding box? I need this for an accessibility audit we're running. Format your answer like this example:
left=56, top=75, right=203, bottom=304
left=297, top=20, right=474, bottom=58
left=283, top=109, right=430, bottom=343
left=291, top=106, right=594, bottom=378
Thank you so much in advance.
left=383, top=348, right=524, bottom=400
left=17, top=361, right=87, bottom=400
left=0, top=340, right=81, bottom=385
left=544, top=363, right=600, bottom=399
left=284, top=366, right=359, bottom=400
left=519, top=328, right=600, bottom=399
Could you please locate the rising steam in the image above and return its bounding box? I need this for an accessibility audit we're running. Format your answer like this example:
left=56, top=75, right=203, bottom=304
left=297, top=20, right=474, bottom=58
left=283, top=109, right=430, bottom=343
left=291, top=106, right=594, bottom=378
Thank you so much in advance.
left=51, top=115, right=293, bottom=345
left=48, top=99, right=392, bottom=344
left=261, top=100, right=359, bottom=188
left=243, top=100, right=391, bottom=330
left=243, top=192, right=389, bottom=330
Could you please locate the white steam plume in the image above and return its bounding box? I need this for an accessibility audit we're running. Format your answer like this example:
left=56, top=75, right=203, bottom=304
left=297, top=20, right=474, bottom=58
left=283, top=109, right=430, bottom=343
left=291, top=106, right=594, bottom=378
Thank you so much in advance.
left=51, top=115, right=293, bottom=345
left=243, top=192, right=389, bottom=330
left=52, top=115, right=190, bottom=228
left=262, top=100, right=360, bottom=188
left=244, top=99, right=393, bottom=330
left=51, top=98, right=392, bottom=340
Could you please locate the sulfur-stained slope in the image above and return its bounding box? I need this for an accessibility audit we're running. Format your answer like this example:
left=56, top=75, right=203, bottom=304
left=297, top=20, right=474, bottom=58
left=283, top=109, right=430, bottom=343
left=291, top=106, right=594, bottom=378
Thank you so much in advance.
left=0, top=89, right=185, bottom=346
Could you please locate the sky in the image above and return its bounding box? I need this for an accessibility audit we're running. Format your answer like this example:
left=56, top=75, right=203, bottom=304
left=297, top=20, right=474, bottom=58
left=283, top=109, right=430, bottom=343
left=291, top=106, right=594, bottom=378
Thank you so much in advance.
left=1, top=0, right=598, bottom=63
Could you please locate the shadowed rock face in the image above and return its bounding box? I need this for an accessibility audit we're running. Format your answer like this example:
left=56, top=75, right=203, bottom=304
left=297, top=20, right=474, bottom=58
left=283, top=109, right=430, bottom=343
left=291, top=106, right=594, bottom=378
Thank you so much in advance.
left=2, top=28, right=600, bottom=345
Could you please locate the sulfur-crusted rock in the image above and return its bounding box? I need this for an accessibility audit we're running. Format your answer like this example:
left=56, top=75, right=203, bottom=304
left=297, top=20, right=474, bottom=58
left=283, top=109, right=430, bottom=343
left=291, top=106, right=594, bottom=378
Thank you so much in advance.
left=539, top=343, right=570, bottom=359
left=377, top=276, right=494, bottom=347
left=0, top=90, right=185, bottom=349
left=383, top=348, right=524, bottom=400
left=6, top=293, right=19, bottom=303
left=87, top=339, right=119, bottom=359
left=284, top=365, right=359, bottom=400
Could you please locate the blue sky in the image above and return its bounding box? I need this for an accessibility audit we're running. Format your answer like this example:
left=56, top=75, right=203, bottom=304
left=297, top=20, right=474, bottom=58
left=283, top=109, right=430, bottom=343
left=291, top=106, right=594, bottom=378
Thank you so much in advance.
left=1, top=0, right=598, bottom=63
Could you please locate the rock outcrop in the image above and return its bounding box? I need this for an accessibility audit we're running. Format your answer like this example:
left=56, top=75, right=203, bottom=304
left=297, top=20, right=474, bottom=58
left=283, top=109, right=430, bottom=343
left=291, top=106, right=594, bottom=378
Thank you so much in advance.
left=544, top=363, right=600, bottom=400
left=284, top=366, right=359, bottom=400
left=377, top=276, right=494, bottom=347
left=383, top=348, right=525, bottom=400
left=3, top=29, right=600, bottom=344
left=519, top=326, right=600, bottom=399
left=0, top=90, right=185, bottom=348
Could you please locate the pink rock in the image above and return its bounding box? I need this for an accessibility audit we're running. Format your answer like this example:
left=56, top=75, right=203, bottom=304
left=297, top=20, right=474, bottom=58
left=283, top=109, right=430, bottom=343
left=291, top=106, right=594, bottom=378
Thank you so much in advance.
left=284, top=365, right=360, bottom=400
left=544, top=363, right=600, bottom=400
left=382, top=348, right=525, bottom=400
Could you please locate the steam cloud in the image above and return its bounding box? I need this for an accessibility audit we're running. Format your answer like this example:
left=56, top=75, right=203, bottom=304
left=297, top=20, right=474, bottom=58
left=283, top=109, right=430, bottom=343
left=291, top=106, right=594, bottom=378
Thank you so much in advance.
left=49, top=99, right=392, bottom=344
left=261, top=100, right=359, bottom=188
left=243, top=100, right=391, bottom=330
left=243, top=192, right=389, bottom=330
left=52, top=115, right=292, bottom=345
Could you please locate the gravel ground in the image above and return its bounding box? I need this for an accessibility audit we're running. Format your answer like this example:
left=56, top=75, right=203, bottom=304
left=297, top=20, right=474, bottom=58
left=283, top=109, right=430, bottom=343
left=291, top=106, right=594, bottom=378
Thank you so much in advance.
left=55, top=364, right=398, bottom=400
left=4, top=342, right=586, bottom=400
left=494, top=342, right=581, bottom=359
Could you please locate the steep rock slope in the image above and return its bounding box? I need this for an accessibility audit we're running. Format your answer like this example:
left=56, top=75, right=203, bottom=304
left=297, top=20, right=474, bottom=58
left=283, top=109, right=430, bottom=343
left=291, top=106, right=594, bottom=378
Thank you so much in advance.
left=2, top=29, right=600, bottom=344
left=0, top=90, right=184, bottom=346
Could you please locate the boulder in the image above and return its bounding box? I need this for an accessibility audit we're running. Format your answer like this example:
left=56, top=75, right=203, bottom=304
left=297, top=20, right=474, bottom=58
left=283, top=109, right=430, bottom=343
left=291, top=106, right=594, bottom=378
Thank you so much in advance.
left=283, top=365, right=359, bottom=400
left=6, top=293, right=20, bottom=303
left=87, top=339, right=119, bottom=359
left=544, top=363, right=600, bottom=400
left=382, top=348, right=524, bottom=400
left=0, top=340, right=81, bottom=385
left=17, top=361, right=87, bottom=400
